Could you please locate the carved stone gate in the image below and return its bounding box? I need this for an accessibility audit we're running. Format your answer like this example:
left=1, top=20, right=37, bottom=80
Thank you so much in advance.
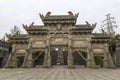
left=5, top=12, right=115, bottom=68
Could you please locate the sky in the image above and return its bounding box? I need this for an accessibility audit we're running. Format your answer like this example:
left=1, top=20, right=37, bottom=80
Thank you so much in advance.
left=0, top=0, right=120, bottom=38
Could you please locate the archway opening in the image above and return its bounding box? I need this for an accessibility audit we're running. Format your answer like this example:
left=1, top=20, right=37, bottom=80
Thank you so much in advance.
left=0, top=57, right=3, bottom=68
left=33, top=51, right=45, bottom=67
left=51, top=48, right=68, bottom=66
left=73, top=51, right=87, bottom=67
left=17, top=56, right=24, bottom=67
left=94, top=56, right=104, bottom=67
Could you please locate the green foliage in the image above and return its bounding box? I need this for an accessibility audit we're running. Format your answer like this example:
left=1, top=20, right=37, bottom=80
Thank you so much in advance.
left=8, top=41, right=14, bottom=52
left=32, top=51, right=41, bottom=59
left=80, top=50, right=87, bottom=58
left=94, top=56, right=103, bottom=66
left=109, top=34, right=120, bottom=45
left=109, top=34, right=120, bottom=54
left=17, top=56, right=24, bottom=67
left=10, top=25, right=21, bottom=36
left=5, top=25, right=21, bottom=52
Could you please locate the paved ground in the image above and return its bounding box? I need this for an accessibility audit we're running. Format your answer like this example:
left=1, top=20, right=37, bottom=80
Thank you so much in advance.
left=0, top=66, right=120, bottom=80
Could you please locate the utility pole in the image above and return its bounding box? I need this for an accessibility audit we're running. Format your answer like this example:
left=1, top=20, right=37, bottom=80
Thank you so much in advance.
left=101, top=13, right=117, bottom=35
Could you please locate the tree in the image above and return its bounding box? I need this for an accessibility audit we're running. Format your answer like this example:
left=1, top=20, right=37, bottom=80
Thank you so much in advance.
left=5, top=25, right=21, bottom=52
left=10, top=25, right=21, bottom=36
left=109, top=34, right=120, bottom=55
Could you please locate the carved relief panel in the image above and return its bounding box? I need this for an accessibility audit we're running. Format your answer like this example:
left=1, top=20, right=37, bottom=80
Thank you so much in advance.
left=50, top=37, right=68, bottom=45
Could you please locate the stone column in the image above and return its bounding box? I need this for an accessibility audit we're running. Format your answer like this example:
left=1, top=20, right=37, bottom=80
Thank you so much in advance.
left=22, top=39, right=33, bottom=68
left=86, top=41, right=96, bottom=68
left=68, top=48, right=74, bottom=68
left=47, top=47, right=51, bottom=67
left=5, top=44, right=18, bottom=68
left=68, top=35, right=74, bottom=68
left=45, top=35, right=51, bottom=68
left=103, top=43, right=115, bottom=68
left=43, top=49, right=48, bottom=68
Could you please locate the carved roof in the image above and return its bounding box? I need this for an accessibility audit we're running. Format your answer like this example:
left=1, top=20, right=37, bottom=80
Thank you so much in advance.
left=7, top=34, right=28, bottom=44
left=91, top=33, right=111, bottom=43
left=39, top=11, right=79, bottom=25
left=23, top=25, right=48, bottom=35
left=71, top=24, right=96, bottom=34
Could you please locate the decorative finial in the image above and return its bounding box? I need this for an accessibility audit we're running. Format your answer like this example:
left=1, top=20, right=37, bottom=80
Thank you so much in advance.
left=68, top=11, right=74, bottom=16
left=29, top=22, right=34, bottom=27
left=85, top=21, right=91, bottom=27
left=46, top=12, right=51, bottom=17
left=75, top=12, right=79, bottom=18
left=92, top=23, right=97, bottom=27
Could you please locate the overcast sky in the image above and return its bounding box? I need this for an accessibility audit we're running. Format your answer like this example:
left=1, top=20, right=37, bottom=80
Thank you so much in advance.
left=0, top=0, right=120, bottom=38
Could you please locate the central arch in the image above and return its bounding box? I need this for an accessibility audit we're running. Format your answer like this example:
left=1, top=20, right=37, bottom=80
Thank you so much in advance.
left=50, top=46, right=68, bottom=66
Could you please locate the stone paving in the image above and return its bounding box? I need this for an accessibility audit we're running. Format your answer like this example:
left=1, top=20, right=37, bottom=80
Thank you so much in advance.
left=0, top=66, right=120, bottom=80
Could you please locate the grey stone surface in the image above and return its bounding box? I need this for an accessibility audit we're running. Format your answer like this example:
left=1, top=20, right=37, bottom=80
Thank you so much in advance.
left=0, top=66, right=120, bottom=80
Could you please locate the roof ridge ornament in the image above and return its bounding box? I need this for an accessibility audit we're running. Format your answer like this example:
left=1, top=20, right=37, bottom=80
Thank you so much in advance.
left=46, top=12, right=51, bottom=17
left=22, top=24, right=28, bottom=28
left=29, top=22, right=34, bottom=27
left=92, top=23, right=97, bottom=28
left=85, top=21, right=97, bottom=28
left=85, top=21, right=91, bottom=27
left=68, top=11, right=74, bottom=16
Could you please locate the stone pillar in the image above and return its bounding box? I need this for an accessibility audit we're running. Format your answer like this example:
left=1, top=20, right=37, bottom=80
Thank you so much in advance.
left=5, top=44, right=18, bottom=68
left=46, top=34, right=51, bottom=68
left=103, top=43, right=115, bottom=68
left=43, top=49, right=48, bottom=68
left=68, top=35, right=74, bottom=68
left=115, top=47, right=120, bottom=67
left=22, top=39, right=33, bottom=68
left=86, top=41, right=96, bottom=68
left=68, top=48, right=74, bottom=68
left=47, top=47, right=51, bottom=67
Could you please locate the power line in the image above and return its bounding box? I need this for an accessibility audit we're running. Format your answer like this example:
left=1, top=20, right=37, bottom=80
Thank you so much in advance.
left=101, top=13, right=118, bottom=35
